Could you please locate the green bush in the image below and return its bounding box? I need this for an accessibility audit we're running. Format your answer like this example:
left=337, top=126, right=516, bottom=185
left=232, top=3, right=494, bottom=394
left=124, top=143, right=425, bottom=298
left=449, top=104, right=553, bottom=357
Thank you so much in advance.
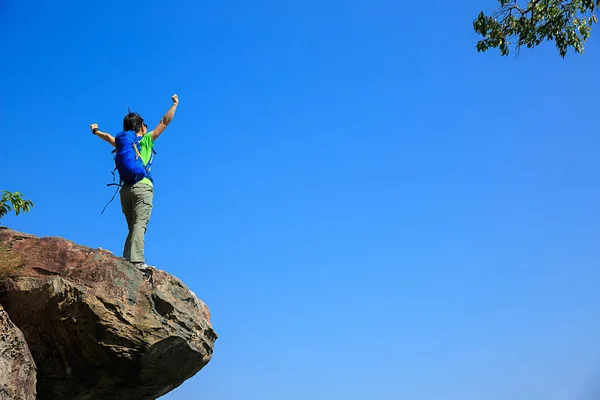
left=0, top=191, right=34, bottom=223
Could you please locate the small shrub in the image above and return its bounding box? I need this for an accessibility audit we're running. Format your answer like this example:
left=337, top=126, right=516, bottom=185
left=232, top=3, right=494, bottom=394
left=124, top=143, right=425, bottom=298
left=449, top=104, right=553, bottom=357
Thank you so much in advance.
left=0, top=191, right=34, bottom=223
left=0, top=242, right=22, bottom=283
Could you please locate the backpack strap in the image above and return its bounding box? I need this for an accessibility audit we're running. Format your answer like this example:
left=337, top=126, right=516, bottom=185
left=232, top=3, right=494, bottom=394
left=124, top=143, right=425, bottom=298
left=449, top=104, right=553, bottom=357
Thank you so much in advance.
left=145, top=148, right=157, bottom=171
left=101, top=182, right=122, bottom=214
left=108, top=148, right=119, bottom=184
left=133, top=141, right=142, bottom=160
left=102, top=148, right=122, bottom=214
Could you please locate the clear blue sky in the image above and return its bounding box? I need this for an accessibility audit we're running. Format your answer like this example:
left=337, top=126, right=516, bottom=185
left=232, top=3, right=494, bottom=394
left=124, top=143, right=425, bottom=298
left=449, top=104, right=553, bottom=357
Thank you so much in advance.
left=2, top=1, right=600, bottom=399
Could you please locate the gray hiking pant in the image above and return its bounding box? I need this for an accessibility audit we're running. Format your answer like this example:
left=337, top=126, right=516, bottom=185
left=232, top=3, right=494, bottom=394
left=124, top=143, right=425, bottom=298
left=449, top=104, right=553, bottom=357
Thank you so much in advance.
left=120, top=182, right=153, bottom=263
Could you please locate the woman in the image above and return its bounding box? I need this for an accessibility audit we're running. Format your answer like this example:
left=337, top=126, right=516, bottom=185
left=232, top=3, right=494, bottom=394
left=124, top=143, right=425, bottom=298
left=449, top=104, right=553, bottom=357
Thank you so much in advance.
left=90, top=94, right=179, bottom=268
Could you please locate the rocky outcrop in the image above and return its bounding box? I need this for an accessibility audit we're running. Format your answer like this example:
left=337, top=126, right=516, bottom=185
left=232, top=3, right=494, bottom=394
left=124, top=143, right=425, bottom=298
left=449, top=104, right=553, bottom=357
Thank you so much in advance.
left=0, top=228, right=217, bottom=400
left=0, top=303, right=36, bottom=400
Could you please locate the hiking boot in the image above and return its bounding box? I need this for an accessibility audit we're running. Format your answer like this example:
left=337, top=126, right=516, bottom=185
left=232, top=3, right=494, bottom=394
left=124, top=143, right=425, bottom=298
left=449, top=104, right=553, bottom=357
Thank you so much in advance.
left=132, top=262, right=149, bottom=270
left=132, top=262, right=154, bottom=286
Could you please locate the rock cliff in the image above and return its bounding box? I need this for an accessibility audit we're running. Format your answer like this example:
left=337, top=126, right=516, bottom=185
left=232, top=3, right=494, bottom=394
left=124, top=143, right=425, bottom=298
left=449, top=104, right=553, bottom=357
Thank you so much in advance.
left=0, top=228, right=217, bottom=400
left=0, top=303, right=36, bottom=400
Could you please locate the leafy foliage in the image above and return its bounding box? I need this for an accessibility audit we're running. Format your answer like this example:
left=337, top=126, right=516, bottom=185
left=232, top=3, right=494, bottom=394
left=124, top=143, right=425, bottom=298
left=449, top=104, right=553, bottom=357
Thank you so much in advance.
left=474, top=0, right=599, bottom=57
left=0, top=191, right=34, bottom=222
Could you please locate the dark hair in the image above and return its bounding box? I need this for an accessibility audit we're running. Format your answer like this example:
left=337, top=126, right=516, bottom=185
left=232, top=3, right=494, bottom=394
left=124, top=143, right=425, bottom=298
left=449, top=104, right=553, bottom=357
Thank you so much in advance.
left=123, top=112, right=145, bottom=133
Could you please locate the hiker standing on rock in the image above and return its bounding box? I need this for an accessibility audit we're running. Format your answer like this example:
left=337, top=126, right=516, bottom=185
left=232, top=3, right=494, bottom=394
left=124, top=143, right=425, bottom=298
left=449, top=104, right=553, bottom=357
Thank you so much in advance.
left=90, top=94, right=179, bottom=269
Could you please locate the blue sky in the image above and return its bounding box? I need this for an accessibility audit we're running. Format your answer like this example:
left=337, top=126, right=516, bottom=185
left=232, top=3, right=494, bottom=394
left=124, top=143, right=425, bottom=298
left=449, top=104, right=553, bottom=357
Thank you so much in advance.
left=2, top=0, right=600, bottom=399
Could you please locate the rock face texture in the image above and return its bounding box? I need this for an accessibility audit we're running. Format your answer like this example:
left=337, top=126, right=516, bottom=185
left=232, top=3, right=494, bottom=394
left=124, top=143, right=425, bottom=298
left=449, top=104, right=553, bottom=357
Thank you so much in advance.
left=0, top=303, right=36, bottom=400
left=0, top=228, right=217, bottom=400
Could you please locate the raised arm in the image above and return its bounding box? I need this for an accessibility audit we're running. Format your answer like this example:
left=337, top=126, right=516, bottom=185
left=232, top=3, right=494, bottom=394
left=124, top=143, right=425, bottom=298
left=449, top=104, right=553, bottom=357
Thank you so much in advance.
left=151, top=94, right=179, bottom=141
left=90, top=123, right=116, bottom=147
